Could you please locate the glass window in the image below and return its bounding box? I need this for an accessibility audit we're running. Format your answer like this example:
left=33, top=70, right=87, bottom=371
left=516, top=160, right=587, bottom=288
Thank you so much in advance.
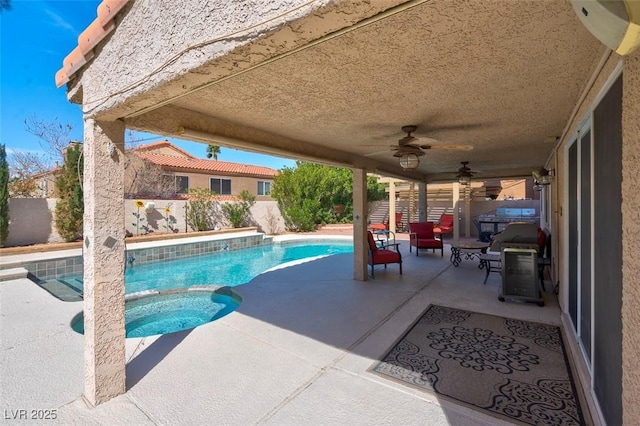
left=210, top=178, right=232, bottom=195
left=175, top=175, right=189, bottom=194
left=258, top=181, right=271, bottom=196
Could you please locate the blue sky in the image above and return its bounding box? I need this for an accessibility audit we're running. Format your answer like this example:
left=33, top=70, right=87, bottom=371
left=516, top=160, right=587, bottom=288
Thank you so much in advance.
left=0, top=0, right=295, bottom=170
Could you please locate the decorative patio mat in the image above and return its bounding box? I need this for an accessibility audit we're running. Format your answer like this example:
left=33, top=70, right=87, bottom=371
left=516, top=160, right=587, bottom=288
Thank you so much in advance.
left=371, top=305, right=584, bottom=425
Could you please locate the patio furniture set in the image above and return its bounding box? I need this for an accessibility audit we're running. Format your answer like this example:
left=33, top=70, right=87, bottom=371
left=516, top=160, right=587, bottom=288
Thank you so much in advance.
left=366, top=218, right=549, bottom=306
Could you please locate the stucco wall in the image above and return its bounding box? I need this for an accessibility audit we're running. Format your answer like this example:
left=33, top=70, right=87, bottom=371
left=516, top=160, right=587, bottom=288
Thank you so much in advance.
left=179, top=172, right=273, bottom=200
left=553, top=49, right=640, bottom=423
left=77, top=0, right=402, bottom=119
left=621, top=50, right=640, bottom=426
left=2, top=199, right=286, bottom=247
left=5, top=198, right=63, bottom=246
left=124, top=199, right=284, bottom=237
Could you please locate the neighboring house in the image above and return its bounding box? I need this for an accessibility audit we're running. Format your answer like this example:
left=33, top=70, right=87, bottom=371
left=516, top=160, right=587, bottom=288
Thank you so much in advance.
left=21, top=166, right=60, bottom=198
left=34, top=167, right=59, bottom=198
left=130, top=140, right=277, bottom=199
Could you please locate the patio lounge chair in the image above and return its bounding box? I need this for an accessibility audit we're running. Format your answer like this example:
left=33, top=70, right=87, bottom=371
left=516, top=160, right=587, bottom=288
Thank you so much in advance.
left=436, top=214, right=454, bottom=236
left=408, top=222, right=444, bottom=257
left=369, top=212, right=404, bottom=232
left=367, top=231, right=402, bottom=278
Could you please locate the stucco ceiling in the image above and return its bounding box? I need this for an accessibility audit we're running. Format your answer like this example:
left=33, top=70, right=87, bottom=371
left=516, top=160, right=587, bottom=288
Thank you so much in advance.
left=123, top=0, right=604, bottom=182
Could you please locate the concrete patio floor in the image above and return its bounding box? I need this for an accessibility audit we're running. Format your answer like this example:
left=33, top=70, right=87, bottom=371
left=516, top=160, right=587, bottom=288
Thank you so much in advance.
left=1, top=237, right=564, bottom=425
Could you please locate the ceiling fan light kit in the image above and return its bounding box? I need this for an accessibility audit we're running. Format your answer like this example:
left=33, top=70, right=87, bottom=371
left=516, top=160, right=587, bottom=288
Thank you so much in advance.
left=456, top=161, right=474, bottom=185
left=388, top=125, right=475, bottom=170
left=398, top=153, right=420, bottom=170
left=458, top=174, right=472, bottom=185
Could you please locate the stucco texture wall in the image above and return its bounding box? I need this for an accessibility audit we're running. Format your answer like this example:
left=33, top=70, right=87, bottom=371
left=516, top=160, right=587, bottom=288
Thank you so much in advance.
left=125, top=199, right=284, bottom=236
left=621, top=50, right=640, bottom=426
left=5, top=198, right=63, bottom=246
left=180, top=172, right=273, bottom=200
left=2, top=199, right=285, bottom=247
left=77, top=0, right=401, bottom=119
left=553, top=50, right=639, bottom=423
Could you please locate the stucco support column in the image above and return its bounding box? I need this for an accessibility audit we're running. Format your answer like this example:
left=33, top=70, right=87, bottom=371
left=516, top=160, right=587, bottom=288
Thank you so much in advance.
left=453, top=183, right=460, bottom=242
left=388, top=180, right=396, bottom=233
left=418, top=182, right=427, bottom=222
left=621, top=53, right=640, bottom=426
left=83, top=118, right=126, bottom=406
left=353, top=168, right=368, bottom=281
left=464, top=187, right=471, bottom=237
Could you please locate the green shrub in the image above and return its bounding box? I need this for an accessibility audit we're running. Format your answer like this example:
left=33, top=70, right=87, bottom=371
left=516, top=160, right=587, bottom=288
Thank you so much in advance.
left=185, top=188, right=215, bottom=231
left=270, top=162, right=386, bottom=232
left=221, top=190, right=255, bottom=228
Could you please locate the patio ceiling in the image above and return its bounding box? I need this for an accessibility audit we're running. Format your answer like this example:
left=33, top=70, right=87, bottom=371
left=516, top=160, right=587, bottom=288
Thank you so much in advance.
left=69, top=0, right=605, bottom=182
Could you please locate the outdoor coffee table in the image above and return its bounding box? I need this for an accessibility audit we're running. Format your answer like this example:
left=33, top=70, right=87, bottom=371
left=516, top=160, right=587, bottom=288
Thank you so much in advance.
left=450, top=241, right=491, bottom=267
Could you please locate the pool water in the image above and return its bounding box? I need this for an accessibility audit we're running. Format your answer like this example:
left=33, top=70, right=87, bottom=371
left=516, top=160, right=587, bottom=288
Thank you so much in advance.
left=70, top=240, right=353, bottom=294
left=71, top=288, right=242, bottom=338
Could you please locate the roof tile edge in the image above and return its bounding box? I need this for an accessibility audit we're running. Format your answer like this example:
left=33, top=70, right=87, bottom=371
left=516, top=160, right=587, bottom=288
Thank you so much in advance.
left=55, top=0, right=130, bottom=88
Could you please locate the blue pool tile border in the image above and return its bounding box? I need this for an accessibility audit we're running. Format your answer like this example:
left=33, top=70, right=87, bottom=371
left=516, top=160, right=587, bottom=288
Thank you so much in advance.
left=23, top=234, right=268, bottom=281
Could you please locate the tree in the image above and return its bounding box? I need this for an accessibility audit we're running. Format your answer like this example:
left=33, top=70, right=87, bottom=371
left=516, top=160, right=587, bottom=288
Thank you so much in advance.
left=54, top=144, right=83, bottom=242
left=24, top=114, right=73, bottom=163
left=124, top=152, right=175, bottom=198
left=270, top=162, right=386, bottom=232
left=0, top=144, right=9, bottom=246
left=221, top=190, right=256, bottom=228
left=8, top=150, right=50, bottom=197
left=206, top=145, right=221, bottom=160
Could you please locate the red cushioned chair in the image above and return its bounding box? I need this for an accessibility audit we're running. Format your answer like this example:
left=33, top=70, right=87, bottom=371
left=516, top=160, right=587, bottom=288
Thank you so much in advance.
left=436, top=214, right=454, bottom=236
left=409, top=222, right=444, bottom=257
left=367, top=231, right=402, bottom=278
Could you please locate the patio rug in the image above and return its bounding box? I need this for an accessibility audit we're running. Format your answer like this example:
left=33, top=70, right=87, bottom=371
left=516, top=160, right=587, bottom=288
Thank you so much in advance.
left=371, top=305, right=584, bottom=425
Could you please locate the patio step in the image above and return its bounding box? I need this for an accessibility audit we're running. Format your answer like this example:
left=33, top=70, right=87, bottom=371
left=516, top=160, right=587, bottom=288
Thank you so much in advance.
left=0, top=267, right=29, bottom=281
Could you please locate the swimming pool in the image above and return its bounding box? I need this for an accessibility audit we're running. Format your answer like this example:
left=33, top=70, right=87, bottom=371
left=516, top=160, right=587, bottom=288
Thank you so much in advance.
left=69, top=239, right=353, bottom=295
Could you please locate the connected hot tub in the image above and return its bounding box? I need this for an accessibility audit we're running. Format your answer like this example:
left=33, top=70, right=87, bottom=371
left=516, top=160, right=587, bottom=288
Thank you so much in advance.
left=71, top=286, right=241, bottom=338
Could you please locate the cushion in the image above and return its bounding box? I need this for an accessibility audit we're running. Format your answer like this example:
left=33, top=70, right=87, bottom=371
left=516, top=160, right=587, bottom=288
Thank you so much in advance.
left=373, top=250, right=400, bottom=263
left=409, top=222, right=435, bottom=236
left=414, top=238, right=442, bottom=248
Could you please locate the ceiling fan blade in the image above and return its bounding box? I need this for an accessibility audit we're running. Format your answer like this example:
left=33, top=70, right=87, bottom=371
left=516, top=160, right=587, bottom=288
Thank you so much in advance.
left=419, top=144, right=474, bottom=151
left=364, top=149, right=393, bottom=157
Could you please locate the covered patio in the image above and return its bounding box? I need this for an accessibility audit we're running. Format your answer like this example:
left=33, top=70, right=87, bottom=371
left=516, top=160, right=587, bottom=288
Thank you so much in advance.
left=2, top=240, right=565, bottom=424
left=51, top=0, right=640, bottom=424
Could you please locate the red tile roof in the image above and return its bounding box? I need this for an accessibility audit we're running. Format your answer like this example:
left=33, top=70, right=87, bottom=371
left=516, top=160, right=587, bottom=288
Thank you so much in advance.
left=56, top=0, right=130, bottom=87
left=135, top=147, right=278, bottom=178
left=134, top=140, right=196, bottom=159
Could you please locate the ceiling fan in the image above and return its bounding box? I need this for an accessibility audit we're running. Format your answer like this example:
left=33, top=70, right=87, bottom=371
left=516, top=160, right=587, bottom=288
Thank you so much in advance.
left=456, top=161, right=475, bottom=185
left=365, top=125, right=473, bottom=157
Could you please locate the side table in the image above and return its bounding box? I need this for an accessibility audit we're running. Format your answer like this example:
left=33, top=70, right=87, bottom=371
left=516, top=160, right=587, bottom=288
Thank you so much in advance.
left=450, top=242, right=490, bottom=267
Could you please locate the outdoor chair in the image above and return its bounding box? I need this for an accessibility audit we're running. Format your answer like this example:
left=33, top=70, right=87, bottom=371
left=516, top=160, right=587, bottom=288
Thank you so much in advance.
left=408, top=222, right=444, bottom=257
left=367, top=231, right=402, bottom=278
left=436, top=214, right=454, bottom=236
left=369, top=212, right=404, bottom=232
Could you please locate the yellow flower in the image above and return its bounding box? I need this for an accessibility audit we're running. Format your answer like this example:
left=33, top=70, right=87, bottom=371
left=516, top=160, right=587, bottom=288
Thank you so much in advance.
left=134, top=200, right=145, bottom=208
left=164, top=207, right=171, bottom=214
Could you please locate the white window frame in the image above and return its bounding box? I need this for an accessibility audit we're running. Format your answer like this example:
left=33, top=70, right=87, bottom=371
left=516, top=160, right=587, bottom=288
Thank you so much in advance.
left=258, top=180, right=271, bottom=196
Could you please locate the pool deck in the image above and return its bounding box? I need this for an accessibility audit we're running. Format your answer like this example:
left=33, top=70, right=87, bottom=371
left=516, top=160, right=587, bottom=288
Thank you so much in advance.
left=1, top=232, right=565, bottom=425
